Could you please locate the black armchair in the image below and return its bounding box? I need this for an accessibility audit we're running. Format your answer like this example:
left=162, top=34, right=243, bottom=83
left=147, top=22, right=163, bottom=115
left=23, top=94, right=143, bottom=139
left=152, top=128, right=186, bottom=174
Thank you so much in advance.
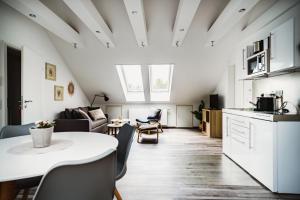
left=136, top=109, right=163, bottom=132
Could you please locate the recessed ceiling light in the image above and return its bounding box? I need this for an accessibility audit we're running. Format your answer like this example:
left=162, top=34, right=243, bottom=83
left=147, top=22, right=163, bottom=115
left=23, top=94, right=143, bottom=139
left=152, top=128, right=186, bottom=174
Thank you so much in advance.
left=131, top=10, right=138, bottom=15
left=29, top=13, right=36, bottom=18
left=96, top=30, right=101, bottom=33
left=239, top=8, right=246, bottom=13
left=179, top=28, right=185, bottom=32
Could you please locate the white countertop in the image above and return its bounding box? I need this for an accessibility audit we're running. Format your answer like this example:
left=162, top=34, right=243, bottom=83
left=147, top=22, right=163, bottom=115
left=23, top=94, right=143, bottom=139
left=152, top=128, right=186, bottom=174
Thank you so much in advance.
left=223, top=108, right=300, bottom=121
left=0, top=132, right=118, bottom=182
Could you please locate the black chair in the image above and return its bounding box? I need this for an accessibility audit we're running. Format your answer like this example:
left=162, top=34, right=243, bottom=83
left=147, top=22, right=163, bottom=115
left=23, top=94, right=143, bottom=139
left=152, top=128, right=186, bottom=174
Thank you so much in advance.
left=0, top=123, right=42, bottom=199
left=34, top=151, right=116, bottom=200
left=136, top=109, right=163, bottom=132
left=114, top=123, right=135, bottom=200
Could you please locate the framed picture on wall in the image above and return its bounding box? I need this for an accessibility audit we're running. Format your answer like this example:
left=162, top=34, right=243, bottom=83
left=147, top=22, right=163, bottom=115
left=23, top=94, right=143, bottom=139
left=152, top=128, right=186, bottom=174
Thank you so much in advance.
left=45, top=63, right=56, bottom=81
left=54, top=85, right=64, bottom=101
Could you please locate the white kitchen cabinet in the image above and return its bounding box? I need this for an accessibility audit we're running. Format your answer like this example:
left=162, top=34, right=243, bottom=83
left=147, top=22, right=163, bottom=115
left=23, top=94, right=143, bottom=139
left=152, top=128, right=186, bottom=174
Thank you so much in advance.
left=270, top=18, right=295, bottom=72
left=222, top=110, right=300, bottom=194
left=248, top=118, right=275, bottom=191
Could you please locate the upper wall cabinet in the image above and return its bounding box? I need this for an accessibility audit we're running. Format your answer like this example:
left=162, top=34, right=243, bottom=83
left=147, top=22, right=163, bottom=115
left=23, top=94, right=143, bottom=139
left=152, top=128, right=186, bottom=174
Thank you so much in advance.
left=270, top=18, right=295, bottom=72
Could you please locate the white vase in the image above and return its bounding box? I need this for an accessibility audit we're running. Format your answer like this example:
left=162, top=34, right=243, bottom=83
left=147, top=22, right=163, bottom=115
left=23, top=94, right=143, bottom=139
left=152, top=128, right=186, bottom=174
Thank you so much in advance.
left=30, top=126, right=54, bottom=148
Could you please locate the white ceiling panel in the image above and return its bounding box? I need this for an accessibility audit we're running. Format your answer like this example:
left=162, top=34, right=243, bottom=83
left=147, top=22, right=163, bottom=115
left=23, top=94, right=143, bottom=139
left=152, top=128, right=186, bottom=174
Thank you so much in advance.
left=3, top=0, right=82, bottom=47
left=206, top=0, right=260, bottom=47
left=63, top=0, right=115, bottom=48
left=123, top=0, right=148, bottom=47
left=172, top=0, right=202, bottom=47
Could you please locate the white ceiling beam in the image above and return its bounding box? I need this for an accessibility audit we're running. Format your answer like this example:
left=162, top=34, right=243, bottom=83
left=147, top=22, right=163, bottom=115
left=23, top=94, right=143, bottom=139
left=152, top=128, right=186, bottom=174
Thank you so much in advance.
left=242, top=0, right=300, bottom=35
left=172, top=0, right=202, bottom=47
left=63, top=0, right=115, bottom=48
left=3, top=0, right=82, bottom=48
left=206, top=0, right=260, bottom=47
left=123, top=0, right=148, bottom=47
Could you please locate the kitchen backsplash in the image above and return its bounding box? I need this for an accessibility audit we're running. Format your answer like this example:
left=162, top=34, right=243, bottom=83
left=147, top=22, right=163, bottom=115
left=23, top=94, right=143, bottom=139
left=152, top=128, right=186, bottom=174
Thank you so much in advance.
left=253, top=72, right=300, bottom=113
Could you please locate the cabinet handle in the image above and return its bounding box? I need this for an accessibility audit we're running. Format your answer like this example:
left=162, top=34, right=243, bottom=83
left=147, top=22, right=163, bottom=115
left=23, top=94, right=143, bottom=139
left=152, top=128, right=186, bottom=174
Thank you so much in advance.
left=249, top=123, right=254, bottom=149
left=242, top=49, right=245, bottom=70
left=226, top=117, right=229, bottom=137
left=269, top=33, right=274, bottom=60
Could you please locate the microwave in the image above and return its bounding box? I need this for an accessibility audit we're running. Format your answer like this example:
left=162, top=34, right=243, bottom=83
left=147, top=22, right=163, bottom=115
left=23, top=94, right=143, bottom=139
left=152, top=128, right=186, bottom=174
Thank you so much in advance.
left=247, top=49, right=270, bottom=77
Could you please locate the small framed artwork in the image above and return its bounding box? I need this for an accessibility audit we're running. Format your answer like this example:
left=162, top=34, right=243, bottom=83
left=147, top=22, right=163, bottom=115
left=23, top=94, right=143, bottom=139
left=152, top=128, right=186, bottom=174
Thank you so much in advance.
left=67, top=81, right=75, bottom=96
left=54, top=85, right=64, bottom=101
left=45, top=63, right=56, bottom=81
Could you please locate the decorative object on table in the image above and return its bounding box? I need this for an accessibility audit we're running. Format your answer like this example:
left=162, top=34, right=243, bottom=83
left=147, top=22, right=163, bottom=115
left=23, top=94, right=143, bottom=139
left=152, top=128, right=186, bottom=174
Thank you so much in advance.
left=67, top=81, right=75, bottom=96
left=45, top=63, right=56, bottom=81
left=54, top=85, right=64, bottom=101
left=90, top=93, right=109, bottom=106
left=191, top=100, right=205, bottom=130
left=30, top=120, right=55, bottom=148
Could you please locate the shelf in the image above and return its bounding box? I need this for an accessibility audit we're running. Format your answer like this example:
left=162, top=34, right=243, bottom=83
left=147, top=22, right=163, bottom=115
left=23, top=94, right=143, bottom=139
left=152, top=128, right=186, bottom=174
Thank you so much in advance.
left=247, top=49, right=268, bottom=60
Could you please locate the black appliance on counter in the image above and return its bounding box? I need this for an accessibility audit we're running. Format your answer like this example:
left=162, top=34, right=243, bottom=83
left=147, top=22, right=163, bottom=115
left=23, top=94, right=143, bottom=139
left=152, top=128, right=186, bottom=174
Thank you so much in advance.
left=209, top=94, right=219, bottom=109
left=250, top=94, right=275, bottom=111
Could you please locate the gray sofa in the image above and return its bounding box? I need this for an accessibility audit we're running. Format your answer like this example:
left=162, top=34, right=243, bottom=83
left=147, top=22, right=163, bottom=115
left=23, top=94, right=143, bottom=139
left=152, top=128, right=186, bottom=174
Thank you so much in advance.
left=54, top=107, right=108, bottom=133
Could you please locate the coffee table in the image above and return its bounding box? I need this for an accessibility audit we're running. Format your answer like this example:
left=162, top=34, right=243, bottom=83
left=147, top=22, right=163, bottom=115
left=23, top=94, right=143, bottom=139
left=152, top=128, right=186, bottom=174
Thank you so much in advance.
left=107, top=123, right=124, bottom=136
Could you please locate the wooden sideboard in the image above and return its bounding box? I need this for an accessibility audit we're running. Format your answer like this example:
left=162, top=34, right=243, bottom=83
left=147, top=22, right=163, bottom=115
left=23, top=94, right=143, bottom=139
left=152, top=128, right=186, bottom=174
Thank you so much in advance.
left=202, top=109, right=222, bottom=138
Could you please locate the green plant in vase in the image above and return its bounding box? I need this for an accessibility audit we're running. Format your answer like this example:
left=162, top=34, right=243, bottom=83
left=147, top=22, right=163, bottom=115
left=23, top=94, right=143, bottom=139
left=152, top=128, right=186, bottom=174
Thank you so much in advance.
left=192, top=100, right=205, bottom=130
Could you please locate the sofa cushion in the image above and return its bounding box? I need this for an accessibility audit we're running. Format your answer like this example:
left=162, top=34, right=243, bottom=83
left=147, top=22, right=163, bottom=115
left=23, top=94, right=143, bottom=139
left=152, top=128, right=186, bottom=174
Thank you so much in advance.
left=78, top=109, right=92, bottom=123
left=88, top=108, right=106, bottom=121
left=91, top=118, right=107, bottom=129
left=79, top=107, right=89, bottom=114
left=72, top=108, right=84, bottom=119
left=64, top=108, right=73, bottom=119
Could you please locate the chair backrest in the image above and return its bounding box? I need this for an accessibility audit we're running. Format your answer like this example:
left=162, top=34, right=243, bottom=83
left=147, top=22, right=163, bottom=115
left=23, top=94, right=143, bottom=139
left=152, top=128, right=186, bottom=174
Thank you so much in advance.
left=0, top=123, right=34, bottom=139
left=147, top=109, right=162, bottom=121
left=34, top=151, right=116, bottom=200
left=116, top=124, right=135, bottom=169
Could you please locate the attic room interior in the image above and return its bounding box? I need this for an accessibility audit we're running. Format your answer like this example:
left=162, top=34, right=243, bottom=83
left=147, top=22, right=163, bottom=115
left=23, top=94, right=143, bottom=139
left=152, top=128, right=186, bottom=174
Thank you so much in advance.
left=0, top=0, right=300, bottom=199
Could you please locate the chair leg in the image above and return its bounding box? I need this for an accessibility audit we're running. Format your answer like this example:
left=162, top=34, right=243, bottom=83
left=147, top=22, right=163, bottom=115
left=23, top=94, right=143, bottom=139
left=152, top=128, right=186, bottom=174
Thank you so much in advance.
left=114, top=188, right=122, bottom=200
left=137, top=130, right=140, bottom=143
left=156, top=128, right=159, bottom=143
left=160, top=123, right=163, bottom=132
left=21, top=189, right=29, bottom=200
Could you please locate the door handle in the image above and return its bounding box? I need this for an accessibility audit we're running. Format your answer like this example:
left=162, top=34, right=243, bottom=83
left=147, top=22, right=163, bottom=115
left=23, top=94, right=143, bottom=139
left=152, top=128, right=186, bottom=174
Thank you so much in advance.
left=24, top=100, right=33, bottom=103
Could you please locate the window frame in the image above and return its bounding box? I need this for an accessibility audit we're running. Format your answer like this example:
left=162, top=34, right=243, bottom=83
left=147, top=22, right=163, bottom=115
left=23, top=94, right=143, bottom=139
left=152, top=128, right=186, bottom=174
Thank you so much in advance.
left=148, top=64, right=174, bottom=102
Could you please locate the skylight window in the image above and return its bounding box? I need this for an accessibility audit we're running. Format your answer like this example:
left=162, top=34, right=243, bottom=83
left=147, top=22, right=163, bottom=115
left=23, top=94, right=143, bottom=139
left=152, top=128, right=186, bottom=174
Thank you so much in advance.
left=149, top=64, right=174, bottom=101
left=116, top=65, right=145, bottom=101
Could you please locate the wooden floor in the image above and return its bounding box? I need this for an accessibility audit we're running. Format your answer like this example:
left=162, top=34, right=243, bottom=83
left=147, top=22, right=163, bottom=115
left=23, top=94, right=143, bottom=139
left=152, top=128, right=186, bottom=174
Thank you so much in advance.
left=17, top=129, right=300, bottom=199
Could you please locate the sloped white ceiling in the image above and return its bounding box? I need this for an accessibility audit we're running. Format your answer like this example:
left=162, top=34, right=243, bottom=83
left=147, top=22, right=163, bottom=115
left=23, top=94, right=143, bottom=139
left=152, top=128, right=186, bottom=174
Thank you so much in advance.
left=39, top=0, right=274, bottom=104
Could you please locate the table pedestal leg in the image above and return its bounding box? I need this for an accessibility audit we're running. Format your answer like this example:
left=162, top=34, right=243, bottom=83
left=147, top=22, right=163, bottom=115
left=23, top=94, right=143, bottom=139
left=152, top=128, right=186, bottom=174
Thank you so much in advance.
left=0, top=181, right=17, bottom=200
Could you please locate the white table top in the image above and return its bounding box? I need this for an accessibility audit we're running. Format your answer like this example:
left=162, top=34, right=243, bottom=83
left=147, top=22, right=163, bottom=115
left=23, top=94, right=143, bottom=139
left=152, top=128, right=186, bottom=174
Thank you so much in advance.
left=0, top=132, right=118, bottom=182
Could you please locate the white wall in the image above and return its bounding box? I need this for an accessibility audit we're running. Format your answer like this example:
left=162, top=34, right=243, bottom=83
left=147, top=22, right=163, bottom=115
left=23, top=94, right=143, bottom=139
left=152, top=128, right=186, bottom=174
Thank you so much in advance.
left=101, top=103, right=201, bottom=127
left=0, top=2, right=89, bottom=127
left=213, top=65, right=235, bottom=108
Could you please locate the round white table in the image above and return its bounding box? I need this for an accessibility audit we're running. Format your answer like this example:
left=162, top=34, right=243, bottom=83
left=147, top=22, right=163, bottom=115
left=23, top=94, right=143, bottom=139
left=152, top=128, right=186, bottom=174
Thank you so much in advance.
left=0, top=132, right=118, bottom=200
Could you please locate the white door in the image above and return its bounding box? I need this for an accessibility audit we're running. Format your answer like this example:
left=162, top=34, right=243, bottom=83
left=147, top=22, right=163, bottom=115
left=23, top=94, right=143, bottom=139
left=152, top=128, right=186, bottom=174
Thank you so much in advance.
left=270, top=18, right=294, bottom=72
left=176, top=105, right=193, bottom=127
left=21, top=46, right=43, bottom=124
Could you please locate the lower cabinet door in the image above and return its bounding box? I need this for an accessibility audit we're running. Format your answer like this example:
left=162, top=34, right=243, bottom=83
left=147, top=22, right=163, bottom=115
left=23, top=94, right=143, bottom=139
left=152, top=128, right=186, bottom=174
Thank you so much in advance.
left=248, top=118, right=275, bottom=191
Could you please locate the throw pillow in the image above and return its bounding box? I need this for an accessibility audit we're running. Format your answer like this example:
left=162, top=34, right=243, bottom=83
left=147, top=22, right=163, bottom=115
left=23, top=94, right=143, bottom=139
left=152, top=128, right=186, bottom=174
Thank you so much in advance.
left=88, top=108, right=106, bottom=121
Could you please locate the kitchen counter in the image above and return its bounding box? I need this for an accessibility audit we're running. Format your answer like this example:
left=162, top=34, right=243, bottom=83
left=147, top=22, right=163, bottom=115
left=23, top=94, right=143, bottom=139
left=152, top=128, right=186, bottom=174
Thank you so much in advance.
left=223, top=108, right=300, bottom=122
